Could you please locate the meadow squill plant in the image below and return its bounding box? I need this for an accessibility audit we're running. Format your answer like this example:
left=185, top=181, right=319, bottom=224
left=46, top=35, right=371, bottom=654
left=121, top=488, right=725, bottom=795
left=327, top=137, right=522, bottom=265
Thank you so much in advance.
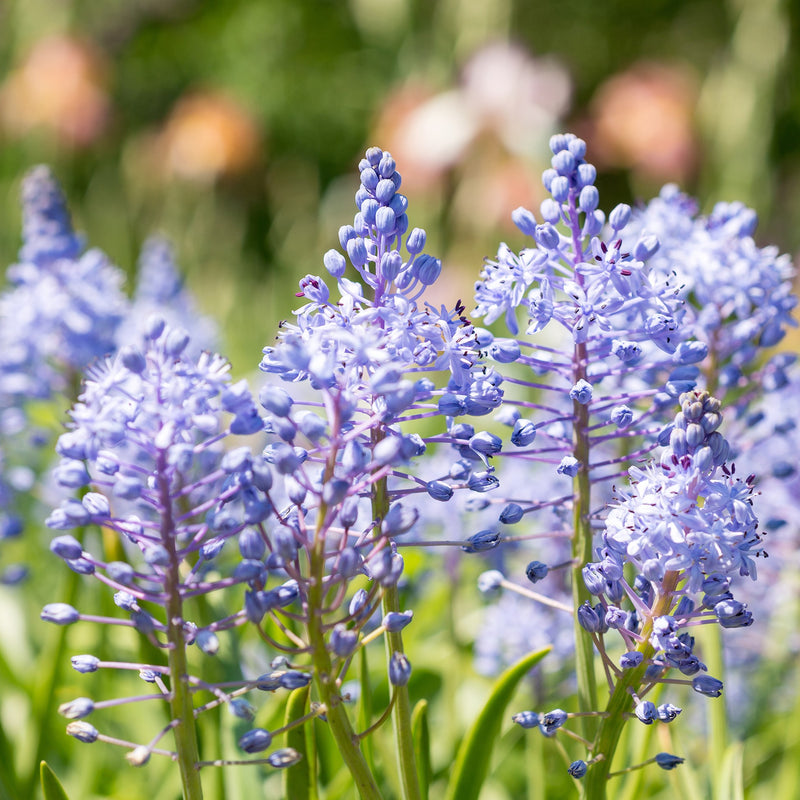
left=256, top=146, right=497, bottom=799
left=0, top=166, right=128, bottom=582
left=468, top=134, right=778, bottom=795
left=42, top=320, right=276, bottom=797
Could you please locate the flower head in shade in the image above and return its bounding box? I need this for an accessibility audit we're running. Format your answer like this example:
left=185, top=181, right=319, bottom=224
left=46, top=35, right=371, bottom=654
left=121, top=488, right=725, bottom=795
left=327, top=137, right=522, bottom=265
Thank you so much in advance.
left=1, top=165, right=128, bottom=398
left=582, top=391, right=761, bottom=710
left=115, top=236, right=217, bottom=355
left=627, top=184, right=796, bottom=402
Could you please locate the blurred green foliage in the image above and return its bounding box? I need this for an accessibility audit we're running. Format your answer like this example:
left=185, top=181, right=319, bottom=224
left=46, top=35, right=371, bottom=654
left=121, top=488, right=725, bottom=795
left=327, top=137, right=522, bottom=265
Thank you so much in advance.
left=1, top=0, right=798, bottom=370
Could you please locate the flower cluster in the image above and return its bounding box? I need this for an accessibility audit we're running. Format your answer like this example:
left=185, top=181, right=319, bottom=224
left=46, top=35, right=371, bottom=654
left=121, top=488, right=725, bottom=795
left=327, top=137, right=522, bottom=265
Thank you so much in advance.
left=42, top=322, right=306, bottom=771
left=584, top=391, right=761, bottom=680
left=626, top=184, right=796, bottom=399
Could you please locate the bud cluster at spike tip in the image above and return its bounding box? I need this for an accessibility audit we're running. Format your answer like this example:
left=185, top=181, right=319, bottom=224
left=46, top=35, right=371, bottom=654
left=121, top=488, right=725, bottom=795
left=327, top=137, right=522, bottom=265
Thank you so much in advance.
left=578, top=391, right=762, bottom=716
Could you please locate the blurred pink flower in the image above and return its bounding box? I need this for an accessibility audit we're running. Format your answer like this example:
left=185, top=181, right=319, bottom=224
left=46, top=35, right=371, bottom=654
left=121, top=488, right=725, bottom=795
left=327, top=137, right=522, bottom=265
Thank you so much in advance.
left=0, top=35, right=109, bottom=147
left=587, top=62, right=698, bottom=182
left=155, top=91, right=262, bottom=182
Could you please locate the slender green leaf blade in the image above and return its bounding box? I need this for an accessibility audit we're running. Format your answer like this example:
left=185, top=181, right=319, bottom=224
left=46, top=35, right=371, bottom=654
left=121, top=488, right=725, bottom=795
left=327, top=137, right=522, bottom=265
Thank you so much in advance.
left=40, top=762, right=70, bottom=800
left=411, top=699, right=431, bottom=800
left=444, top=647, right=550, bottom=800
left=283, top=684, right=314, bottom=800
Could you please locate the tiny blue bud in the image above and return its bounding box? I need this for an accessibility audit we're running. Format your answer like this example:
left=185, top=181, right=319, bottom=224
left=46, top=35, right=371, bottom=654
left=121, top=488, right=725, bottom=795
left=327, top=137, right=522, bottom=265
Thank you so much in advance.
left=539, top=709, right=567, bottom=737
left=634, top=700, right=657, bottom=724
left=634, top=234, right=660, bottom=261
left=426, top=480, right=454, bottom=502
left=512, top=710, right=540, bottom=729
left=610, top=405, right=634, bottom=429
left=511, top=419, right=536, bottom=447
left=550, top=176, right=569, bottom=202
left=620, top=651, right=643, bottom=669
left=568, top=760, right=587, bottom=779
left=323, top=248, right=347, bottom=278
left=119, top=345, right=147, bottom=373
left=415, top=254, right=442, bottom=285
left=71, top=655, right=100, bottom=673
left=406, top=227, right=426, bottom=254
left=569, top=379, right=593, bottom=404
left=50, top=535, right=83, bottom=560
left=238, top=728, right=273, bottom=754
left=540, top=197, right=561, bottom=223
left=534, top=223, right=560, bottom=250
left=500, top=503, right=524, bottom=524
left=692, top=675, right=723, bottom=697
left=609, top=203, right=631, bottom=230
left=655, top=752, right=685, bottom=770
left=389, top=652, right=412, bottom=686
left=59, top=697, right=94, bottom=720
left=657, top=703, right=682, bottom=722
left=478, top=570, right=504, bottom=594
left=330, top=624, right=359, bottom=657
left=525, top=561, right=548, bottom=583
left=66, top=721, right=99, bottom=743
left=461, top=529, right=500, bottom=553
left=267, top=748, right=303, bottom=769
left=196, top=630, right=219, bottom=656
left=511, top=207, right=538, bottom=236
left=557, top=456, right=580, bottom=477
left=383, top=610, right=413, bottom=632
left=578, top=185, right=599, bottom=213
left=577, top=602, right=602, bottom=633
left=41, top=603, right=80, bottom=625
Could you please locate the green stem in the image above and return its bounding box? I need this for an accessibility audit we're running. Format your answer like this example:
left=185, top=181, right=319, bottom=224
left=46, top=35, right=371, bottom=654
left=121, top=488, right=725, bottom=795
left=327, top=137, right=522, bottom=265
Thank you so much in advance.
left=571, top=341, right=598, bottom=741
left=372, top=431, right=421, bottom=800
left=307, top=522, right=382, bottom=799
left=582, top=572, right=680, bottom=800
left=702, top=347, right=729, bottom=798
left=159, top=462, right=204, bottom=800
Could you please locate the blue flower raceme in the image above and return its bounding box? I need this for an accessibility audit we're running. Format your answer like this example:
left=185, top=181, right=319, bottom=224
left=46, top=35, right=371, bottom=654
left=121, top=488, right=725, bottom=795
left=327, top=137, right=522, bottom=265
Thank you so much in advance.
left=626, top=185, right=796, bottom=403
left=115, top=236, right=218, bottom=355
left=0, top=167, right=129, bottom=582
left=42, top=322, right=304, bottom=780
left=256, top=147, right=495, bottom=797
left=1, top=166, right=128, bottom=399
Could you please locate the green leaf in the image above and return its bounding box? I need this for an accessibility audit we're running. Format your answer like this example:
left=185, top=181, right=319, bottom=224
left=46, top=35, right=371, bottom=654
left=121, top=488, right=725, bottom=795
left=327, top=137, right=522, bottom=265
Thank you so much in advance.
left=40, top=762, right=70, bottom=800
left=717, top=741, right=744, bottom=800
left=443, top=647, right=550, bottom=800
left=283, top=684, right=315, bottom=800
left=411, top=700, right=431, bottom=800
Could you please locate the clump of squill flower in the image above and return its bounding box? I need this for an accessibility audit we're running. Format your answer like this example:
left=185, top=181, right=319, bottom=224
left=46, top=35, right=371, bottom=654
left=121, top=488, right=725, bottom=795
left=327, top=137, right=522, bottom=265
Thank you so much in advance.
left=625, top=184, right=796, bottom=404
left=43, top=321, right=288, bottom=794
left=256, top=146, right=499, bottom=798
left=115, top=235, right=218, bottom=356
left=465, top=134, right=777, bottom=793
left=0, top=166, right=128, bottom=581
left=511, top=390, right=763, bottom=794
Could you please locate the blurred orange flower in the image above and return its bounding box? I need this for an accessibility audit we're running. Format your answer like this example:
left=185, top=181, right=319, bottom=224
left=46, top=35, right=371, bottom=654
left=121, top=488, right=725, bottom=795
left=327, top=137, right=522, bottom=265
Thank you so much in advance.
left=0, top=35, right=109, bottom=147
left=156, top=91, right=261, bottom=182
left=588, top=62, right=698, bottom=182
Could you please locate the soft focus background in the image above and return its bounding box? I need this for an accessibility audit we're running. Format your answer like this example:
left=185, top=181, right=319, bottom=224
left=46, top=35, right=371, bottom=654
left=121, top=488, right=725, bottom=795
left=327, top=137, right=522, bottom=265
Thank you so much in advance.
left=1, top=1, right=799, bottom=798
left=1, top=0, right=798, bottom=369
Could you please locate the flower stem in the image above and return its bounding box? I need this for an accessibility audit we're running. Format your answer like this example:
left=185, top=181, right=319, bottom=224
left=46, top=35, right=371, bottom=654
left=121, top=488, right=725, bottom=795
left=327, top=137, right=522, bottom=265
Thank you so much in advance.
left=307, top=517, right=383, bottom=800
left=372, top=431, right=421, bottom=800
left=582, top=572, right=680, bottom=800
left=159, top=460, right=204, bottom=800
left=572, top=342, right=599, bottom=741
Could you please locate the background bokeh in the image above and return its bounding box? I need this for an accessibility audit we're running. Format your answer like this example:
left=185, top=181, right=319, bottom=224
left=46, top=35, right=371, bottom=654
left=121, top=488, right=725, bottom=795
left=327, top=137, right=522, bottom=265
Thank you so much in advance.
left=1, top=0, right=798, bottom=371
